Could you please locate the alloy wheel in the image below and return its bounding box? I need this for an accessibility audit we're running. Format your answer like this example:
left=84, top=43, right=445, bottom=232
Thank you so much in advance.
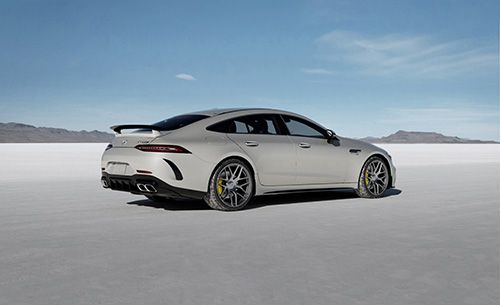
left=364, top=159, right=389, bottom=196
left=215, top=163, right=252, bottom=208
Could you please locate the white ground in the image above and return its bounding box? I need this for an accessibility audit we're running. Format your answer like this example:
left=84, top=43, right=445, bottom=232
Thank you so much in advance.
left=0, top=143, right=499, bottom=305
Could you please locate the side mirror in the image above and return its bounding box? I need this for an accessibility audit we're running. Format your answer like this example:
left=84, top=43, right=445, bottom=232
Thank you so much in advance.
left=326, top=129, right=339, bottom=144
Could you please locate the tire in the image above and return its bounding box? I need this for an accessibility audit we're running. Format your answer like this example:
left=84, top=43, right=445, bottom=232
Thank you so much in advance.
left=204, top=158, right=255, bottom=211
left=356, top=156, right=390, bottom=198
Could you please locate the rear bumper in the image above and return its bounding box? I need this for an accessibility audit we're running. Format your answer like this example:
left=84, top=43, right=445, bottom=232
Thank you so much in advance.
left=101, top=173, right=206, bottom=200
left=101, top=147, right=214, bottom=193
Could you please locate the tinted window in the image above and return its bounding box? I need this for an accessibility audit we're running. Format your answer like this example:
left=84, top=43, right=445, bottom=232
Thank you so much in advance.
left=206, top=120, right=231, bottom=133
left=282, top=116, right=325, bottom=138
left=234, top=120, right=249, bottom=133
left=153, top=114, right=209, bottom=131
left=207, top=114, right=280, bottom=134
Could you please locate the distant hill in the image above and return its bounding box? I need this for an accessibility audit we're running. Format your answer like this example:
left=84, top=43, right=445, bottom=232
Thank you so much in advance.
left=360, top=130, right=499, bottom=144
left=0, top=122, right=114, bottom=143
left=1, top=123, right=498, bottom=144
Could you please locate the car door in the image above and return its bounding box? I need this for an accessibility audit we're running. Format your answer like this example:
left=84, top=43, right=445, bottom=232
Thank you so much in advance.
left=225, top=114, right=296, bottom=186
left=281, top=115, right=349, bottom=185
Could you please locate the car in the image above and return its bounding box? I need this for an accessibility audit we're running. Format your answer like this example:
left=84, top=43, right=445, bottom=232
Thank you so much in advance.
left=101, top=108, right=396, bottom=211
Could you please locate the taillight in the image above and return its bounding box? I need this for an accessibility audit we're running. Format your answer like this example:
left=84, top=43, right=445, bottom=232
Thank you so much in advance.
left=135, top=144, right=191, bottom=153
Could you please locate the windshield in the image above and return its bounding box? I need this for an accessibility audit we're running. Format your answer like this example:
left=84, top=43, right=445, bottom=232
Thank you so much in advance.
left=152, top=114, right=209, bottom=131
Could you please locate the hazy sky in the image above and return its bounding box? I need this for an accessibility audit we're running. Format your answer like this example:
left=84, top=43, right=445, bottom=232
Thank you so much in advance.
left=0, top=0, right=499, bottom=140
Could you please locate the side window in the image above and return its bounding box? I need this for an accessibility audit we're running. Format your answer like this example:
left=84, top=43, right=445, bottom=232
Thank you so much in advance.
left=282, top=116, right=325, bottom=138
left=207, top=114, right=281, bottom=134
left=206, top=120, right=230, bottom=133
left=234, top=115, right=279, bottom=135
left=233, top=120, right=249, bottom=133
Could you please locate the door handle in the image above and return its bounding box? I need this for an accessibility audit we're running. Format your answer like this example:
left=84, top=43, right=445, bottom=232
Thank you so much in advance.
left=298, top=142, right=311, bottom=149
left=245, top=141, right=259, bottom=147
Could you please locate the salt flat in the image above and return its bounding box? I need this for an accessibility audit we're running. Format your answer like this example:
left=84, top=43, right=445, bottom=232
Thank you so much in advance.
left=0, top=144, right=499, bottom=305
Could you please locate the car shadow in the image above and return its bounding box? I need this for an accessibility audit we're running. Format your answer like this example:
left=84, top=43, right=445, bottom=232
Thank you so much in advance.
left=126, top=188, right=402, bottom=211
left=249, top=188, right=402, bottom=209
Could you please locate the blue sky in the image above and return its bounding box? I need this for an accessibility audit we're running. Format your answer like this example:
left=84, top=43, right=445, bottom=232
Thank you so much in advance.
left=0, top=0, right=499, bottom=140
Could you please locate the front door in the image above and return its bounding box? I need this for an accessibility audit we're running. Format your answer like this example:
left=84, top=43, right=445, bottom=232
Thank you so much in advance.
left=281, top=115, right=349, bottom=185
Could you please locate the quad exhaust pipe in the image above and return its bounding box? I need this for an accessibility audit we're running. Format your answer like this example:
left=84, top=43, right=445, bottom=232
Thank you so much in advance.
left=101, top=177, right=109, bottom=188
left=136, top=183, right=157, bottom=193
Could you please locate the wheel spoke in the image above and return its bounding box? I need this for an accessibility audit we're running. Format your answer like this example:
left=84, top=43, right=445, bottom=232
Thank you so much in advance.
left=221, top=187, right=228, bottom=199
left=229, top=191, right=238, bottom=207
left=235, top=191, right=245, bottom=199
left=235, top=165, right=243, bottom=179
left=235, top=178, right=248, bottom=186
left=232, top=192, right=239, bottom=207
left=237, top=183, right=249, bottom=189
left=230, top=166, right=237, bottom=180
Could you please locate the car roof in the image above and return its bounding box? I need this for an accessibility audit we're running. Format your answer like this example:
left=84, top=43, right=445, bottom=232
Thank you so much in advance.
left=170, top=107, right=329, bottom=132
left=188, top=108, right=291, bottom=117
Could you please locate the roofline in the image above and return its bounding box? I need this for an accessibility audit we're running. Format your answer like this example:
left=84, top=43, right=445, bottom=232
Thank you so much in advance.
left=215, top=108, right=283, bottom=116
left=186, top=107, right=288, bottom=117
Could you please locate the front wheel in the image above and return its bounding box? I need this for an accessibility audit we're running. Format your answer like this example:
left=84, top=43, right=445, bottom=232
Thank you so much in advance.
left=356, top=156, right=389, bottom=198
left=204, top=159, right=254, bottom=211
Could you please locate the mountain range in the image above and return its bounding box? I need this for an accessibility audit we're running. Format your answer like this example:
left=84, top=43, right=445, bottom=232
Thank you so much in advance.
left=360, top=130, right=498, bottom=144
left=0, top=123, right=114, bottom=143
left=0, top=123, right=497, bottom=144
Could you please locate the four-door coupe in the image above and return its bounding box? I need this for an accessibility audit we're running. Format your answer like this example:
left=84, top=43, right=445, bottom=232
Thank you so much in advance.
left=101, top=108, right=396, bottom=211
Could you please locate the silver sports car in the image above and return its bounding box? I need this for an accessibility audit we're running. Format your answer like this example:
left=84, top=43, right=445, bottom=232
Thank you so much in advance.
left=101, top=108, right=396, bottom=211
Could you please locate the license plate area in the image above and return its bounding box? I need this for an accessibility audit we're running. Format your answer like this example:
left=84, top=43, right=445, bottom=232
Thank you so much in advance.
left=107, top=162, right=130, bottom=175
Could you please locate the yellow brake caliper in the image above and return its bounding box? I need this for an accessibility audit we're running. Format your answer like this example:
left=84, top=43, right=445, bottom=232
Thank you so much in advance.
left=364, top=168, right=370, bottom=186
left=217, top=177, right=223, bottom=194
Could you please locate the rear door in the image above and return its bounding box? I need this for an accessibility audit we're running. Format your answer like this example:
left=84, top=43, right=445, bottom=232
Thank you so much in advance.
left=281, top=115, right=349, bottom=184
left=224, top=114, right=296, bottom=186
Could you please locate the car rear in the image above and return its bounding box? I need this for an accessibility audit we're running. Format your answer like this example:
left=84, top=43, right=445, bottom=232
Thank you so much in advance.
left=100, top=114, right=215, bottom=200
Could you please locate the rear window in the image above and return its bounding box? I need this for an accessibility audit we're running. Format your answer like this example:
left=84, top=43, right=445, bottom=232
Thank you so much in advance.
left=153, top=114, right=209, bottom=131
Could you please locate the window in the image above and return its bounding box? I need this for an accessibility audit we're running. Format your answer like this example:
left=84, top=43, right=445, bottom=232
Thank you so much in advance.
left=153, top=114, right=209, bottom=131
left=282, top=116, right=325, bottom=138
left=233, top=120, right=249, bottom=133
left=206, top=120, right=230, bottom=133
left=207, top=114, right=280, bottom=135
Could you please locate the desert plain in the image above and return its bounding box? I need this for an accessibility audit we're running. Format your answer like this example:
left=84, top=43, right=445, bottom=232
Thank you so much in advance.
left=0, top=143, right=499, bottom=305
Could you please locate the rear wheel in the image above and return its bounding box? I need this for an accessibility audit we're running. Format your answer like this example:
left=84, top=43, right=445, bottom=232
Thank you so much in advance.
left=204, top=159, right=254, bottom=211
left=356, top=156, right=389, bottom=198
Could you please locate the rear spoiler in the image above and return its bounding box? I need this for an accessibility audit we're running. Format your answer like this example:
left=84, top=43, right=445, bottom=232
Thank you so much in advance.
left=110, top=124, right=166, bottom=134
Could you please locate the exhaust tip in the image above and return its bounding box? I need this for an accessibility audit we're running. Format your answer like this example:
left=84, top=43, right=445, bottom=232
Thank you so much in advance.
left=144, top=184, right=157, bottom=193
left=136, top=183, right=157, bottom=193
